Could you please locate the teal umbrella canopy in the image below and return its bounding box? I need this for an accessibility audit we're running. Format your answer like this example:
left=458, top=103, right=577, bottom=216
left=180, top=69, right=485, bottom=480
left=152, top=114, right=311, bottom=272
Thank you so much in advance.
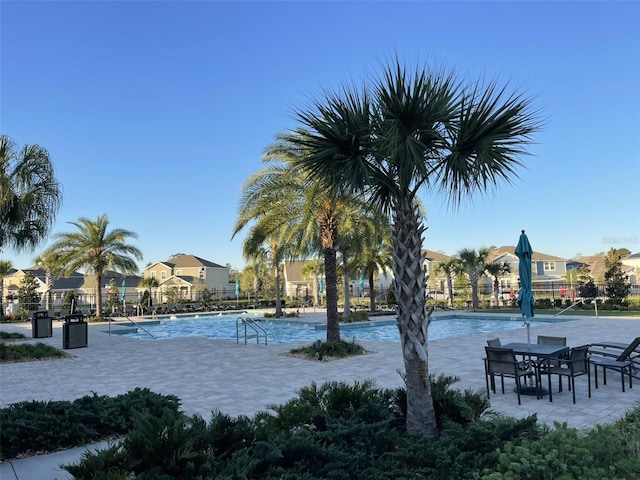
left=515, top=230, right=535, bottom=318
left=235, top=280, right=240, bottom=297
left=359, top=274, right=365, bottom=291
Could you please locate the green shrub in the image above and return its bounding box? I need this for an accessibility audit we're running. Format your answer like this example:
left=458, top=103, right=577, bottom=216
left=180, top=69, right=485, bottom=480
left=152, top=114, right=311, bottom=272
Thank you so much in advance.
left=535, top=298, right=553, bottom=309
left=483, top=406, right=640, bottom=480
left=0, top=342, right=70, bottom=363
left=289, top=340, right=367, bottom=360
left=338, top=311, right=370, bottom=323
left=0, top=331, right=27, bottom=340
left=625, top=295, right=640, bottom=311
left=0, top=388, right=181, bottom=460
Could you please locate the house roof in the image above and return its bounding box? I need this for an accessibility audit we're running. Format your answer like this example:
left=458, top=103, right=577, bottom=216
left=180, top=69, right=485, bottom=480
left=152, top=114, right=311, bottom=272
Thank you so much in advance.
left=572, top=254, right=609, bottom=278
left=489, top=246, right=566, bottom=262
left=161, top=254, right=225, bottom=269
left=160, top=275, right=195, bottom=286
left=423, top=249, right=451, bottom=262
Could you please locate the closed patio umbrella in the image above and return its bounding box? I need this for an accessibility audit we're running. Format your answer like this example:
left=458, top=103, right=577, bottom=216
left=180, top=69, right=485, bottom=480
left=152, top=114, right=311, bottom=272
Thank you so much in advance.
left=515, top=230, right=535, bottom=345
left=121, top=278, right=127, bottom=315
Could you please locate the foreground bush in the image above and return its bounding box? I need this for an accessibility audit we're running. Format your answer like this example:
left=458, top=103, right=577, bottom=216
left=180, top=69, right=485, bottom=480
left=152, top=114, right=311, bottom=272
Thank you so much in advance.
left=63, top=377, right=541, bottom=479
left=0, top=388, right=181, bottom=460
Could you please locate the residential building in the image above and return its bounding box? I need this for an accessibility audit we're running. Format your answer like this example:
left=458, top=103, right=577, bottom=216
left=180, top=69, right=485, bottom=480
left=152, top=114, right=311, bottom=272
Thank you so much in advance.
left=486, top=246, right=569, bottom=292
left=142, top=254, right=230, bottom=303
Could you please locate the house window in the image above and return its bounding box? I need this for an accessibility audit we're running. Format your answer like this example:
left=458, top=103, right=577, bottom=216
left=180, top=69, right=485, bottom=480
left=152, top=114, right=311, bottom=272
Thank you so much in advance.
left=151, top=271, right=156, bottom=279
left=176, top=270, right=182, bottom=276
left=544, top=261, right=556, bottom=272
left=161, top=271, right=167, bottom=280
left=199, top=269, right=205, bottom=280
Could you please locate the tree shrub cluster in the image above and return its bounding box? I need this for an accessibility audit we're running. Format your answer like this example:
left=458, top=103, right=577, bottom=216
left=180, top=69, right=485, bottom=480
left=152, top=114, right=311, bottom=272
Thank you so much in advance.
left=65, top=381, right=640, bottom=479
left=0, top=388, right=180, bottom=461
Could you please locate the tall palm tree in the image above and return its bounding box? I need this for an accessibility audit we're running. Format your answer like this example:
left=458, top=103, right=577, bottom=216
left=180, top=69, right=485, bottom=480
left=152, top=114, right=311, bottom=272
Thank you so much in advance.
left=44, top=215, right=142, bottom=320
left=0, top=259, right=13, bottom=316
left=33, top=250, right=63, bottom=311
left=458, top=247, right=491, bottom=309
left=285, top=59, right=540, bottom=436
left=0, top=135, right=62, bottom=253
left=484, top=260, right=511, bottom=307
left=234, top=131, right=369, bottom=341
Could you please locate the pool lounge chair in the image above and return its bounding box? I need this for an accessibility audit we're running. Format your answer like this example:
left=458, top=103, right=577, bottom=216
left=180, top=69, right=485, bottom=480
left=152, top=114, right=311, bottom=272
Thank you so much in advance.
left=589, top=337, right=640, bottom=392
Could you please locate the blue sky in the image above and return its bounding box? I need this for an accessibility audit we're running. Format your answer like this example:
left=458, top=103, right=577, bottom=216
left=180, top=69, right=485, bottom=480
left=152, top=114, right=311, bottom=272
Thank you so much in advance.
left=2, top=1, right=639, bottom=272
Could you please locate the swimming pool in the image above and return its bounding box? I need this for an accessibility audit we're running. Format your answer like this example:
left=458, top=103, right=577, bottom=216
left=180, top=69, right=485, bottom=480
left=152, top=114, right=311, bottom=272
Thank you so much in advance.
left=116, top=313, right=564, bottom=345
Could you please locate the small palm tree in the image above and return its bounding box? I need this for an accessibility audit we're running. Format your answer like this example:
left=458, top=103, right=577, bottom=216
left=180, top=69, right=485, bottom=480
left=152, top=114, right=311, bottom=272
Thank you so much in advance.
left=0, top=135, right=62, bottom=252
left=139, top=277, right=160, bottom=309
left=44, top=215, right=142, bottom=320
left=484, top=261, right=511, bottom=307
left=33, top=250, right=63, bottom=311
left=436, top=257, right=461, bottom=308
left=285, top=59, right=540, bottom=436
left=241, top=224, right=287, bottom=317
left=458, top=248, right=490, bottom=309
left=0, top=259, right=13, bottom=316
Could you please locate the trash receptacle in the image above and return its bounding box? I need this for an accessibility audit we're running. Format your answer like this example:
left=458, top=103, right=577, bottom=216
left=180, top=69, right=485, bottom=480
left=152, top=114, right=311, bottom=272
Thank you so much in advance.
left=31, top=311, right=53, bottom=338
left=63, top=313, right=87, bottom=349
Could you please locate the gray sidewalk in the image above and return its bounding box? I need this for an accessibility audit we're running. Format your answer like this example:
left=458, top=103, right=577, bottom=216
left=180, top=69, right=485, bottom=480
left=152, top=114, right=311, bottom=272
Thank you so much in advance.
left=1, top=312, right=639, bottom=479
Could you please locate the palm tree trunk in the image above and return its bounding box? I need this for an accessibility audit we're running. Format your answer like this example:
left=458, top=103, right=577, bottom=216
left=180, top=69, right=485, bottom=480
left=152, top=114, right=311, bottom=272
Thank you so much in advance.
left=470, top=272, right=479, bottom=309
left=45, top=269, right=52, bottom=311
left=274, top=264, right=283, bottom=317
left=341, top=249, right=351, bottom=318
left=324, top=246, right=340, bottom=342
left=368, top=272, right=375, bottom=312
left=95, top=273, right=103, bottom=319
left=392, top=199, right=437, bottom=437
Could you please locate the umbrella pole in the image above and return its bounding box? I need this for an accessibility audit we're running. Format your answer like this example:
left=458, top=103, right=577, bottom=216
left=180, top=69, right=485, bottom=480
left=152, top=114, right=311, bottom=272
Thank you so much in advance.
left=525, top=318, right=531, bottom=346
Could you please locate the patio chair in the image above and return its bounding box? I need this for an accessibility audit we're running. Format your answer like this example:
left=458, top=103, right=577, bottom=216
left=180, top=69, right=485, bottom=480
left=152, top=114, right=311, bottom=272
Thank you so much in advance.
left=537, top=335, right=568, bottom=370
left=487, top=338, right=501, bottom=347
left=484, top=346, right=536, bottom=405
left=547, top=345, right=591, bottom=404
left=590, top=337, right=640, bottom=392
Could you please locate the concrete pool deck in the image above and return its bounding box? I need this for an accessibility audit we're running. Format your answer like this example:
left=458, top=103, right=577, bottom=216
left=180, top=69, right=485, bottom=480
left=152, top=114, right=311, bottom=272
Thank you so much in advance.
left=1, top=310, right=639, bottom=479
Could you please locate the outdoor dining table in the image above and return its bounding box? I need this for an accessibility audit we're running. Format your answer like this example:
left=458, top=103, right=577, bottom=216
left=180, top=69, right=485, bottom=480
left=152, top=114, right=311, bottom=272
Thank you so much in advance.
left=500, top=342, right=570, bottom=402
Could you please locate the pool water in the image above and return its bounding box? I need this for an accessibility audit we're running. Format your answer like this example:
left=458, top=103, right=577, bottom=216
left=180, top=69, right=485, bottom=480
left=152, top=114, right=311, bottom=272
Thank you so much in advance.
left=118, top=313, right=561, bottom=345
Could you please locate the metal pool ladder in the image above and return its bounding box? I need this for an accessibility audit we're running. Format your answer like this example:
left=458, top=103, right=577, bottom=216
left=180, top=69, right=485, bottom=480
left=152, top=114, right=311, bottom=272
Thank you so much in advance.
left=236, top=316, right=268, bottom=345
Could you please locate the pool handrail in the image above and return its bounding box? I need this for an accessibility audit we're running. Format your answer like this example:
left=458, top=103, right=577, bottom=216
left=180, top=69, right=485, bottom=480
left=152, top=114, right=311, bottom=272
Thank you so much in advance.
left=236, top=316, right=267, bottom=345
left=553, top=298, right=598, bottom=320
left=108, top=315, right=154, bottom=337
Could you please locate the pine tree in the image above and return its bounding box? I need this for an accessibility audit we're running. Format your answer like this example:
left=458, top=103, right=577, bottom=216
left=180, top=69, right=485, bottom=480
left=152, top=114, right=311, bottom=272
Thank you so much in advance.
left=17, top=272, right=41, bottom=313
left=604, top=248, right=631, bottom=300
